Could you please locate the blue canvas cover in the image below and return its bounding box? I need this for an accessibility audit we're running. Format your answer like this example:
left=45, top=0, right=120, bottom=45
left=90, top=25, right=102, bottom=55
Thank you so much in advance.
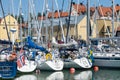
left=25, top=36, right=48, bottom=53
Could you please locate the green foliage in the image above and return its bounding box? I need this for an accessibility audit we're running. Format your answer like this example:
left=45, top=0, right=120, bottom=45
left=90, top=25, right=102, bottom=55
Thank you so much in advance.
left=17, top=14, right=24, bottom=24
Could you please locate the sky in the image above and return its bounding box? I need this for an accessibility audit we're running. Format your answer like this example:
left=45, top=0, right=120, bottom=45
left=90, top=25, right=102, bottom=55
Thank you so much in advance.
left=0, top=0, right=120, bottom=20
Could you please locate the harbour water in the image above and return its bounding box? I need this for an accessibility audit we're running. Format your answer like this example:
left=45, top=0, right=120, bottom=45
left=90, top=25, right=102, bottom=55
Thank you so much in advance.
left=7, top=68, right=120, bottom=80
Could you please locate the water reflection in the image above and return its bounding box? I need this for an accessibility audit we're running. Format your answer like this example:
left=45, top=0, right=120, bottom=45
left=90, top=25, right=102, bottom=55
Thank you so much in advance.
left=14, top=70, right=92, bottom=80
left=63, top=70, right=92, bottom=80
left=93, top=69, right=120, bottom=80
left=36, top=71, right=64, bottom=80
left=46, top=72, right=64, bottom=80
left=14, top=74, right=37, bottom=80
left=74, top=70, right=92, bottom=80
left=13, top=69, right=120, bottom=80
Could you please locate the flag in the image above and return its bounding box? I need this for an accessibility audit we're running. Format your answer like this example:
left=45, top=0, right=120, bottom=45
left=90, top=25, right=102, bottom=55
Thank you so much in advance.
left=17, top=48, right=25, bottom=68
left=88, top=48, right=94, bottom=62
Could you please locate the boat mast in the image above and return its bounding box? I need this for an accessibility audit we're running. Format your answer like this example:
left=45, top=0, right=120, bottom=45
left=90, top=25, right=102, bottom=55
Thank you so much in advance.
left=55, top=0, right=65, bottom=42
left=51, top=0, right=54, bottom=38
left=112, top=0, right=114, bottom=37
left=87, top=0, right=90, bottom=44
left=28, top=0, right=31, bottom=36
left=19, top=0, right=23, bottom=43
left=45, top=0, right=48, bottom=44
left=0, top=0, right=12, bottom=48
left=66, top=0, right=73, bottom=43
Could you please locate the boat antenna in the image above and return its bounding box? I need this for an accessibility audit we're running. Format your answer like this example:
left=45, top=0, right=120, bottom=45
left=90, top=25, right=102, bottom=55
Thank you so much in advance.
left=66, top=0, right=73, bottom=43
left=0, top=0, right=12, bottom=48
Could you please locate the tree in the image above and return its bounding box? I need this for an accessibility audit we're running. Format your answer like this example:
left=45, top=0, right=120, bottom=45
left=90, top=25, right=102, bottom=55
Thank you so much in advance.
left=17, top=14, right=24, bottom=24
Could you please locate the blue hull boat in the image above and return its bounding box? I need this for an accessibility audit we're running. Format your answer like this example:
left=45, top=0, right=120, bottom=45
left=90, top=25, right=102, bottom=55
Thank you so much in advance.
left=0, top=61, right=17, bottom=79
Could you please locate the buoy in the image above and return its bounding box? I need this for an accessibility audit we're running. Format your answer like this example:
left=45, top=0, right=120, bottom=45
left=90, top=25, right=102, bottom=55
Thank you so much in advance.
left=94, top=66, right=99, bottom=72
left=70, top=68, right=75, bottom=74
left=36, top=69, right=40, bottom=74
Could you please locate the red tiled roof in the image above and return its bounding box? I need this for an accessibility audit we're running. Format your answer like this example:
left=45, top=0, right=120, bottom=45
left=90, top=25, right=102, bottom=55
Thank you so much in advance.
left=61, top=12, right=69, bottom=17
left=48, top=12, right=52, bottom=18
left=48, top=11, right=69, bottom=18
left=72, top=3, right=86, bottom=14
left=90, top=7, right=95, bottom=12
left=98, top=6, right=112, bottom=17
left=18, top=23, right=28, bottom=28
left=115, top=5, right=120, bottom=12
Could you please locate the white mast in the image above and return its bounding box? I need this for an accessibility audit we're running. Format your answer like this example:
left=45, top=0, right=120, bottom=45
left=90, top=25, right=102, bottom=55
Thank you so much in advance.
left=45, top=0, right=48, bottom=44
left=87, top=0, right=90, bottom=43
left=55, top=0, right=65, bottom=42
left=28, top=0, right=31, bottom=36
left=11, top=0, right=15, bottom=17
left=51, top=0, right=54, bottom=38
left=19, top=0, right=23, bottom=42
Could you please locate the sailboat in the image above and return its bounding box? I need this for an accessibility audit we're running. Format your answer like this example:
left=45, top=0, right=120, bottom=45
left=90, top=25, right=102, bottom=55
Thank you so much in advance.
left=17, top=56, right=37, bottom=73
left=50, top=0, right=92, bottom=69
left=35, top=54, right=64, bottom=71
left=0, top=0, right=17, bottom=79
left=52, top=37, right=92, bottom=69
left=24, top=36, right=64, bottom=71
left=90, top=0, right=120, bottom=68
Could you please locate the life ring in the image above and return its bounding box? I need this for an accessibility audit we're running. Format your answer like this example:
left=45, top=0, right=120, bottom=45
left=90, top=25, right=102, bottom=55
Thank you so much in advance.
left=45, top=53, right=52, bottom=60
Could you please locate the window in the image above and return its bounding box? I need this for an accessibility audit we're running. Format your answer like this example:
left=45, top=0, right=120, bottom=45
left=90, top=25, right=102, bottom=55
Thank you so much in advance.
left=3, top=27, right=5, bottom=29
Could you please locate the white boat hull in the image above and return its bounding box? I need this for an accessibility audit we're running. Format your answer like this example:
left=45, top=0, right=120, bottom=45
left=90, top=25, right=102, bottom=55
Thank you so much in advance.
left=64, top=57, right=92, bottom=69
left=37, top=59, right=64, bottom=71
left=94, top=57, right=120, bottom=68
left=17, top=60, right=37, bottom=73
left=93, top=52, right=120, bottom=68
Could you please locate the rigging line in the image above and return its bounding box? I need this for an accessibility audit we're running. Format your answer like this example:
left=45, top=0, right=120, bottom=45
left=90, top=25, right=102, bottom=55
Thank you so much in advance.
left=19, top=0, right=23, bottom=44
left=45, top=0, right=49, bottom=44
left=0, top=0, right=12, bottom=48
left=87, top=0, right=90, bottom=43
left=57, top=0, right=64, bottom=39
left=16, top=0, right=20, bottom=24
left=74, top=0, right=80, bottom=39
left=11, top=0, right=15, bottom=17
left=111, top=0, right=115, bottom=37
left=28, top=0, right=33, bottom=36
left=38, top=0, right=46, bottom=44
left=96, top=0, right=114, bottom=44
left=55, top=0, right=65, bottom=42
left=98, top=0, right=111, bottom=38
left=32, top=1, right=38, bottom=28
left=91, top=1, right=97, bottom=37
left=31, top=0, right=38, bottom=33
left=112, top=0, right=118, bottom=36
left=51, top=0, right=54, bottom=38
left=32, top=0, right=42, bottom=44
left=66, top=0, right=73, bottom=43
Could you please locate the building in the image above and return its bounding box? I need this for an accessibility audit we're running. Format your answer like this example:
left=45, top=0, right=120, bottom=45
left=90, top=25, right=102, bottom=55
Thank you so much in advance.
left=35, top=3, right=120, bottom=42
left=0, top=15, right=19, bottom=41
